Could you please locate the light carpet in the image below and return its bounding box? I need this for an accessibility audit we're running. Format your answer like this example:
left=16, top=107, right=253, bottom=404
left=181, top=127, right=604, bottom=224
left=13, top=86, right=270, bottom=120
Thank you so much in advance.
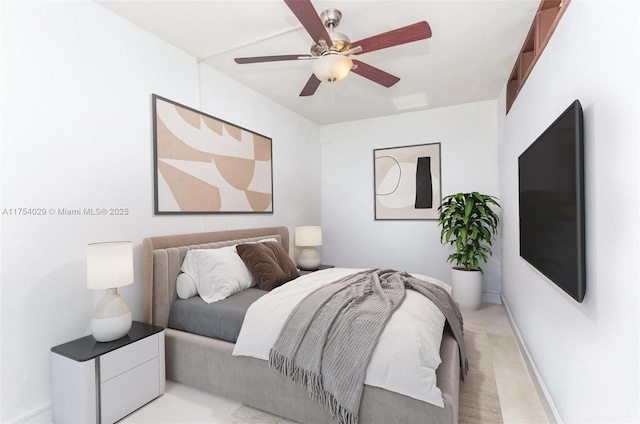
left=224, top=321, right=502, bottom=424
left=458, top=321, right=503, bottom=424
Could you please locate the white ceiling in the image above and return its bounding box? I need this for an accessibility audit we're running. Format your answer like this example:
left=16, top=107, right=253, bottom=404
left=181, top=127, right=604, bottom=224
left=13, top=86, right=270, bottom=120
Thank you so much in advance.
left=97, top=0, right=539, bottom=125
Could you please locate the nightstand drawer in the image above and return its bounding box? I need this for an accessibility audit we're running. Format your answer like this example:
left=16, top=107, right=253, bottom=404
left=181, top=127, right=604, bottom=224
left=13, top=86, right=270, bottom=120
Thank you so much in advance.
left=100, top=334, right=158, bottom=382
left=51, top=322, right=164, bottom=424
left=101, top=357, right=160, bottom=424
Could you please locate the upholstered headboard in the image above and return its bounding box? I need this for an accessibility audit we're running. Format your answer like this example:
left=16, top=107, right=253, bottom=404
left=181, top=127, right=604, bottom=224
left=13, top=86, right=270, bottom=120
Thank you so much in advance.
left=142, top=226, right=289, bottom=327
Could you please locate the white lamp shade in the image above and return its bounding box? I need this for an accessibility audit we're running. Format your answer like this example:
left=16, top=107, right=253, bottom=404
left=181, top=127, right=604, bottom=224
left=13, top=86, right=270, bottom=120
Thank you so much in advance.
left=295, top=226, right=322, bottom=247
left=312, top=54, right=353, bottom=82
left=87, top=241, right=134, bottom=290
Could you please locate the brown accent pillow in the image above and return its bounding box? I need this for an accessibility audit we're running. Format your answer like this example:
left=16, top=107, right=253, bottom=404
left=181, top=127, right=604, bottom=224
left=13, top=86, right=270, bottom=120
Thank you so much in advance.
left=236, top=241, right=300, bottom=291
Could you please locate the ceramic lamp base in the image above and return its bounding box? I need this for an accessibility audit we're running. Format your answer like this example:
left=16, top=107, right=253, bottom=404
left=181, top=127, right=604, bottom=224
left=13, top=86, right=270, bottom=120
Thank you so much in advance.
left=92, top=288, right=132, bottom=342
left=296, top=247, right=321, bottom=270
left=92, top=313, right=132, bottom=342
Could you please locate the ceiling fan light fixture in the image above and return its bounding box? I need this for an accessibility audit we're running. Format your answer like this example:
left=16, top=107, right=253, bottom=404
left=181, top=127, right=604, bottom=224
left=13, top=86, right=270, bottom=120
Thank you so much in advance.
left=312, top=54, right=353, bottom=83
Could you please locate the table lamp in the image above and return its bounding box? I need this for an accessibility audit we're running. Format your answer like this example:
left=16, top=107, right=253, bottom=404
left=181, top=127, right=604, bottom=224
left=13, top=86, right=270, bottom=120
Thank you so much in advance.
left=87, top=241, right=134, bottom=342
left=295, top=225, right=323, bottom=270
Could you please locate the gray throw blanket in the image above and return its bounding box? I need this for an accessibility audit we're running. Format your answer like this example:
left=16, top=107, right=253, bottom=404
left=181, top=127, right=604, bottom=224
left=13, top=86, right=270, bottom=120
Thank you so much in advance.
left=269, top=269, right=468, bottom=424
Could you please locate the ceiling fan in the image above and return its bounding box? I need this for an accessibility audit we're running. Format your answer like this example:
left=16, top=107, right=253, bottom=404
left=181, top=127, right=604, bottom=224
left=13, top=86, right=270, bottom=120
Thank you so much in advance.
left=234, top=0, right=432, bottom=97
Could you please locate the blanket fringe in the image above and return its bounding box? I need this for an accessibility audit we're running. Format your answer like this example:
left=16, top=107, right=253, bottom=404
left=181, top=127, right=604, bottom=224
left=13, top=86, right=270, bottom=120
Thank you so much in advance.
left=315, top=386, right=358, bottom=424
left=269, top=349, right=358, bottom=424
left=269, top=349, right=323, bottom=395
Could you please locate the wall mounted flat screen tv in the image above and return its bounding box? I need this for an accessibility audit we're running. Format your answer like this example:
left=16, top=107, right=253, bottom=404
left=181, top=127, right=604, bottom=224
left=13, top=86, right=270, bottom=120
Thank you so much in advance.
left=518, top=100, right=586, bottom=302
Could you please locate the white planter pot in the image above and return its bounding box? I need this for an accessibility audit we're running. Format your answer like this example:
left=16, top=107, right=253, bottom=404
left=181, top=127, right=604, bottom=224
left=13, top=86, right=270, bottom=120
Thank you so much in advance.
left=451, top=267, right=482, bottom=311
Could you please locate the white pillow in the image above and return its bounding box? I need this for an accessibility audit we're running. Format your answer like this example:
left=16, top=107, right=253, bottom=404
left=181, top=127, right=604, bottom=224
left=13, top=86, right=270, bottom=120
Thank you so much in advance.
left=180, top=246, right=253, bottom=303
left=176, top=273, right=198, bottom=299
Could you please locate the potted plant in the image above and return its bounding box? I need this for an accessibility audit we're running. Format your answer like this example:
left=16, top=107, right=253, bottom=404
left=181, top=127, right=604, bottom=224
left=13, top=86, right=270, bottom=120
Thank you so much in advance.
left=437, top=192, right=500, bottom=310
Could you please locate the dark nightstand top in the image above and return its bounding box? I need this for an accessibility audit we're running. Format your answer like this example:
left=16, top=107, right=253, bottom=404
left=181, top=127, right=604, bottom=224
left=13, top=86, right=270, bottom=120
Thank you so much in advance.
left=299, top=264, right=335, bottom=275
left=51, top=321, right=164, bottom=362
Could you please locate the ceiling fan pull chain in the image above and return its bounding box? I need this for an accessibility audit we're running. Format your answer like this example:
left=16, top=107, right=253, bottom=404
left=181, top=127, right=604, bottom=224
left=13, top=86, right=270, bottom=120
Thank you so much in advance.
left=331, top=80, right=335, bottom=104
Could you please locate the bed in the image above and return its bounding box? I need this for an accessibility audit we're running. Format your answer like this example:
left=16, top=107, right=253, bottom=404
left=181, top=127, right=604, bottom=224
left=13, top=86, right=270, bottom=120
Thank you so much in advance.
left=142, top=226, right=460, bottom=424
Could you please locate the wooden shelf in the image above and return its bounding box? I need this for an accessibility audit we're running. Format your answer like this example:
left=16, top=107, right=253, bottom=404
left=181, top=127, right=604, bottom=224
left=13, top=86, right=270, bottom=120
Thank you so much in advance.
left=536, top=6, right=559, bottom=54
left=506, top=0, right=571, bottom=113
left=519, top=50, right=535, bottom=82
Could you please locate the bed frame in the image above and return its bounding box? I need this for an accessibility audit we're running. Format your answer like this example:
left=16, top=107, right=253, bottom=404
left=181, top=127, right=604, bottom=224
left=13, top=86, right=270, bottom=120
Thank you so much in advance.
left=142, top=226, right=460, bottom=423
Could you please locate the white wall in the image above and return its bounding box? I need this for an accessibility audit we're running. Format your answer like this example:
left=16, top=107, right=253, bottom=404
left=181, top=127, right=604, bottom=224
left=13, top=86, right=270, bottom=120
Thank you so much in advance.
left=320, top=101, right=502, bottom=300
left=0, top=2, right=320, bottom=422
left=499, top=1, right=639, bottom=422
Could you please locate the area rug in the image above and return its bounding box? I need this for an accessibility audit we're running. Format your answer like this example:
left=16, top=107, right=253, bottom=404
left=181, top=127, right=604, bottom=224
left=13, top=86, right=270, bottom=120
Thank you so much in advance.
left=458, top=321, right=503, bottom=424
left=224, top=321, right=502, bottom=424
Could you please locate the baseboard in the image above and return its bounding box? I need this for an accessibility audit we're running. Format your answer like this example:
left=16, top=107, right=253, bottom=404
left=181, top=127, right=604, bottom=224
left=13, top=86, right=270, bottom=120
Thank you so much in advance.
left=501, top=296, right=562, bottom=424
left=12, top=405, right=51, bottom=424
left=482, top=291, right=502, bottom=304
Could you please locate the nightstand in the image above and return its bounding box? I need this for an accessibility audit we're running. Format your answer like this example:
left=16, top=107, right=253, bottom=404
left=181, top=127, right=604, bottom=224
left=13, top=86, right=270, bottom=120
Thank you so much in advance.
left=51, top=321, right=165, bottom=424
left=299, top=264, right=335, bottom=275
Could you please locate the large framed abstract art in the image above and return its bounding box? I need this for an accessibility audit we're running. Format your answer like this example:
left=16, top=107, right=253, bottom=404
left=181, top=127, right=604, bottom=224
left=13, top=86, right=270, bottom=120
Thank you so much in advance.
left=152, top=94, right=273, bottom=214
left=373, top=143, right=441, bottom=220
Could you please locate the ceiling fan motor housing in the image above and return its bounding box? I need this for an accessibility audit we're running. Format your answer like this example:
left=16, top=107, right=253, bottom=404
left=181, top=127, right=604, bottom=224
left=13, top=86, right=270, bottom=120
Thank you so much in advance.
left=311, top=9, right=350, bottom=55
left=321, top=8, right=342, bottom=28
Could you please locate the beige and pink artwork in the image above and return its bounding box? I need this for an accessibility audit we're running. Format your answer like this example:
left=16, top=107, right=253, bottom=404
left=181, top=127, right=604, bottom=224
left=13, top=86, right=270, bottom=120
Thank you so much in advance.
left=153, top=95, right=273, bottom=213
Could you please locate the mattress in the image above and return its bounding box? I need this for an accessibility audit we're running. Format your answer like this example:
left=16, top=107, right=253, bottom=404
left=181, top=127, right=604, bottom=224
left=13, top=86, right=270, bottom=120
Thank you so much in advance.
left=168, top=287, right=267, bottom=343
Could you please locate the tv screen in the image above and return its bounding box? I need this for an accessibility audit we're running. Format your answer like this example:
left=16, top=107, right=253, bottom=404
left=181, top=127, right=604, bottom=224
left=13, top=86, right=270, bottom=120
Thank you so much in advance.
left=518, top=100, right=586, bottom=302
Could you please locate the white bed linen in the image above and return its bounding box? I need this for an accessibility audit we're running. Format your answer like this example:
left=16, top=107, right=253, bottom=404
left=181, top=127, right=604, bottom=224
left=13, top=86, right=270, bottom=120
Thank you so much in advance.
left=233, top=268, right=450, bottom=407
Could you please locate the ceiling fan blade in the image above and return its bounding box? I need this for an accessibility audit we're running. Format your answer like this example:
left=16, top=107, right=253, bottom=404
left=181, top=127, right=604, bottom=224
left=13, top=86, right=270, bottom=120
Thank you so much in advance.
left=300, top=74, right=321, bottom=96
left=235, top=54, right=312, bottom=64
left=349, top=21, right=432, bottom=55
left=351, top=60, right=400, bottom=88
left=284, top=0, right=333, bottom=47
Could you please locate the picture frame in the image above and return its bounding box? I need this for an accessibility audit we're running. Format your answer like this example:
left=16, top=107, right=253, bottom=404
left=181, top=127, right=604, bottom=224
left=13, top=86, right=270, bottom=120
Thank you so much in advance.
left=373, top=143, right=441, bottom=220
left=152, top=94, right=273, bottom=214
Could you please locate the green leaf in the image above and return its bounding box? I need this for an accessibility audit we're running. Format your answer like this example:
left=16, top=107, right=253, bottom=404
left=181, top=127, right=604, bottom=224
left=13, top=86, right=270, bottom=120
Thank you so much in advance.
left=437, top=191, right=500, bottom=269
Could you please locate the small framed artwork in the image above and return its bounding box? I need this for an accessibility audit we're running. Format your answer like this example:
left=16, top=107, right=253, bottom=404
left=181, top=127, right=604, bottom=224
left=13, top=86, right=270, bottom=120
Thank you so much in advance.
left=152, top=94, right=273, bottom=214
left=373, top=143, right=441, bottom=220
